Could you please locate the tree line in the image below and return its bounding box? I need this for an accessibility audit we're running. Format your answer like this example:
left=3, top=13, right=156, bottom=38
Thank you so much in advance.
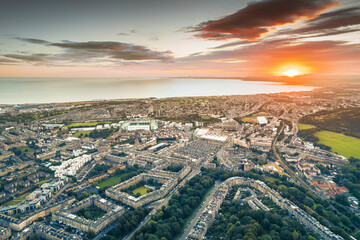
left=131, top=174, right=215, bottom=240
left=300, top=107, right=360, bottom=138
left=207, top=192, right=317, bottom=240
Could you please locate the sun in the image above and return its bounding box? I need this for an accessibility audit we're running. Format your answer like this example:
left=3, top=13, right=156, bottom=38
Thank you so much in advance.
left=273, top=62, right=311, bottom=77
left=283, top=69, right=301, bottom=77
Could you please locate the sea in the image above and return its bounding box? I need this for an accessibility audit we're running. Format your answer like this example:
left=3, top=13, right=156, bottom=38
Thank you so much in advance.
left=0, top=77, right=316, bottom=104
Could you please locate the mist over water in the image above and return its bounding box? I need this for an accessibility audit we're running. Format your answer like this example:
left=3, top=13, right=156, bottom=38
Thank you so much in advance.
left=0, top=78, right=315, bottom=104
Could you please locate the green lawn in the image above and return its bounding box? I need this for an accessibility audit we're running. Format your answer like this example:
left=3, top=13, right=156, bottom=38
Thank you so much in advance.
left=314, top=130, right=360, bottom=159
left=97, top=171, right=139, bottom=189
left=241, top=117, right=257, bottom=123
left=67, top=122, right=100, bottom=127
left=4, top=193, right=29, bottom=206
left=67, top=121, right=113, bottom=128
left=97, top=175, right=123, bottom=188
left=132, top=186, right=151, bottom=196
left=36, top=179, right=50, bottom=186
left=298, top=123, right=315, bottom=130
left=72, top=131, right=91, bottom=138
left=19, top=146, right=34, bottom=153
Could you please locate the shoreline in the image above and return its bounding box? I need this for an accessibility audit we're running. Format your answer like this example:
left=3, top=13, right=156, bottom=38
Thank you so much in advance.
left=0, top=87, right=318, bottom=106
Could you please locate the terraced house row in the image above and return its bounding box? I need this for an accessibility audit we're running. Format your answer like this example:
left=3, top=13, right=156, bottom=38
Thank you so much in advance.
left=105, top=173, right=177, bottom=208
left=52, top=195, right=124, bottom=234
left=186, top=177, right=344, bottom=240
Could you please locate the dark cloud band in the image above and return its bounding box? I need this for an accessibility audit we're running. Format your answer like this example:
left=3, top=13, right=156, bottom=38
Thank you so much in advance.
left=3, top=38, right=173, bottom=66
left=188, top=0, right=339, bottom=40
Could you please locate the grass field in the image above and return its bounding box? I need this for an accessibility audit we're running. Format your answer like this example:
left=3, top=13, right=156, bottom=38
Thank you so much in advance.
left=67, top=121, right=113, bottom=128
left=97, top=171, right=139, bottom=189
left=67, top=122, right=100, bottom=127
left=314, top=130, right=360, bottom=159
left=72, top=131, right=91, bottom=138
left=241, top=117, right=257, bottom=123
left=297, top=123, right=315, bottom=130
left=19, top=146, right=34, bottom=153
left=132, top=186, right=151, bottom=196
left=97, top=175, right=123, bottom=188
left=36, top=179, right=50, bottom=186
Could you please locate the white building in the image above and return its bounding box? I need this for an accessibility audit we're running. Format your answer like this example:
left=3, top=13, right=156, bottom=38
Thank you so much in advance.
left=257, top=116, right=268, bottom=125
left=50, top=155, right=91, bottom=178
left=121, top=121, right=158, bottom=131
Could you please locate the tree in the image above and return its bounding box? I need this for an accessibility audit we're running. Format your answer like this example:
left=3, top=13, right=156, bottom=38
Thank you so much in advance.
left=335, top=194, right=349, bottom=206
left=88, top=230, right=96, bottom=238
left=29, top=234, right=41, bottom=240
left=280, top=229, right=292, bottom=240
left=353, top=230, right=360, bottom=240
left=262, top=219, right=271, bottom=230
left=259, top=235, right=272, bottom=240
left=78, top=191, right=90, bottom=200
left=292, top=230, right=300, bottom=240
left=148, top=234, right=159, bottom=240
left=131, top=174, right=214, bottom=240
left=171, top=222, right=181, bottom=235
left=315, top=205, right=323, bottom=215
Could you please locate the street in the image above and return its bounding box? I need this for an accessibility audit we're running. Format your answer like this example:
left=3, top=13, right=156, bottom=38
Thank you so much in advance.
left=177, top=181, right=222, bottom=240
left=122, top=168, right=200, bottom=240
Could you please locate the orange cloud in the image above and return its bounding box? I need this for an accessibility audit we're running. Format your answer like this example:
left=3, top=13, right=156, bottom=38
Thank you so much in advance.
left=177, top=39, right=360, bottom=76
left=188, top=0, right=340, bottom=40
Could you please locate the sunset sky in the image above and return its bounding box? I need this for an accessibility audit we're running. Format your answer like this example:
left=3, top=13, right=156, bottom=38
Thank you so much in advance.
left=0, top=0, right=359, bottom=77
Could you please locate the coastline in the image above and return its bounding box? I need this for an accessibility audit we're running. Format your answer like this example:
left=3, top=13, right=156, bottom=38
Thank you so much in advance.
left=0, top=77, right=317, bottom=105
left=0, top=89, right=319, bottom=106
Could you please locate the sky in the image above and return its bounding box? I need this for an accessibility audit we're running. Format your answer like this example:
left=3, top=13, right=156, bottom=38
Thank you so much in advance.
left=0, top=0, right=359, bottom=78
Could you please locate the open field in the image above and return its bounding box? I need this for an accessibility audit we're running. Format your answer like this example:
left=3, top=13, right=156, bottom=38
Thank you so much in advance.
left=67, top=122, right=101, bottom=127
left=72, top=131, right=91, bottom=138
left=314, top=130, right=360, bottom=159
left=297, top=123, right=315, bottom=130
left=36, top=179, right=50, bottom=186
left=97, top=171, right=139, bottom=189
left=97, top=175, right=123, bottom=188
left=67, top=121, right=114, bottom=128
left=300, top=107, right=360, bottom=138
left=132, top=186, right=151, bottom=196
left=19, top=146, right=34, bottom=153
left=241, top=117, right=257, bottom=123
